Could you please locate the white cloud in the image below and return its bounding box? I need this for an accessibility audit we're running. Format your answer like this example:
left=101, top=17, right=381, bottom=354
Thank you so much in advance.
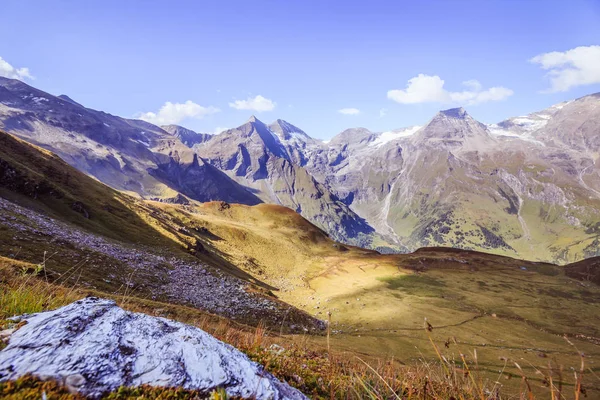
left=387, top=74, right=513, bottom=105
left=338, top=107, right=361, bottom=115
left=0, top=56, right=33, bottom=80
left=138, top=101, right=220, bottom=125
left=379, top=108, right=388, bottom=118
left=530, top=45, right=600, bottom=92
left=450, top=84, right=514, bottom=104
left=229, top=95, right=276, bottom=112
left=388, top=75, right=448, bottom=104
left=462, top=79, right=482, bottom=91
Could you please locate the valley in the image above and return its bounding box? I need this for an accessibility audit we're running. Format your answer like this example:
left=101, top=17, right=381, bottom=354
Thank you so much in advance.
left=1, top=127, right=599, bottom=397
left=2, top=3, right=599, bottom=399
left=2, top=77, right=600, bottom=263
left=157, top=200, right=600, bottom=396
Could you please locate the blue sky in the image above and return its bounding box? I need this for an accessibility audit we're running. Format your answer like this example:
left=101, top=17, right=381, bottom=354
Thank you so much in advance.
left=1, top=0, right=599, bottom=139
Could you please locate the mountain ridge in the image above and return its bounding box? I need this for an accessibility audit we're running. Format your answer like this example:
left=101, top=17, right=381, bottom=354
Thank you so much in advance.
left=2, top=76, right=600, bottom=262
left=0, top=77, right=265, bottom=205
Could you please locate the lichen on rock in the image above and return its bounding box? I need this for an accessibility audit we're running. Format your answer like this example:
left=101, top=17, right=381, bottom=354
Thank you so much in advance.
left=0, top=297, right=307, bottom=400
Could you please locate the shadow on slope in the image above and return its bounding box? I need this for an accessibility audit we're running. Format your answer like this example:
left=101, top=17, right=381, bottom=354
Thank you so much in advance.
left=0, top=130, right=280, bottom=299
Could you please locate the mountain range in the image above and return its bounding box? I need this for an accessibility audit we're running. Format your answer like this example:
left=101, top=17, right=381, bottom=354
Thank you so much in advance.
left=1, top=75, right=599, bottom=263
left=4, top=120, right=600, bottom=399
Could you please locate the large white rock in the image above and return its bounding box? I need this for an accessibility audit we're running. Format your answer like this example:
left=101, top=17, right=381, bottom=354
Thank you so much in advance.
left=0, top=297, right=307, bottom=400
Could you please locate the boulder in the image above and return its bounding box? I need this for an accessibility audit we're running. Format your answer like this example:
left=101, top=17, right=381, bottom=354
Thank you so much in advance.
left=0, top=297, right=307, bottom=400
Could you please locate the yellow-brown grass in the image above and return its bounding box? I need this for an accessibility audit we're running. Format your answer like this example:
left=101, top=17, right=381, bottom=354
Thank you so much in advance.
left=1, top=257, right=595, bottom=399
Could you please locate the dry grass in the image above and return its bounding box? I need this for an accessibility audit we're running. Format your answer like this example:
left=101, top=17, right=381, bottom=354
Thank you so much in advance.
left=1, top=202, right=598, bottom=398
left=0, top=258, right=81, bottom=320
left=1, top=259, right=596, bottom=399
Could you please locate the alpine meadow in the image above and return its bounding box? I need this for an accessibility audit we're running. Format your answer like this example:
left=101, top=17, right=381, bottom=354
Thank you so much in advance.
left=1, top=1, right=600, bottom=399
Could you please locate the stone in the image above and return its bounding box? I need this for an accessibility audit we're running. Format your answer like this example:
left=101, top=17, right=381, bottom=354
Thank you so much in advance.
left=0, top=297, right=307, bottom=400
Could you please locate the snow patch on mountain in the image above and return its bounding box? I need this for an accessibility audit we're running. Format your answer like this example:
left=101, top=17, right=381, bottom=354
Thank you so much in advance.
left=490, top=100, right=573, bottom=142
left=276, top=129, right=308, bottom=144
left=487, top=123, right=546, bottom=145
left=511, top=117, right=549, bottom=131
left=370, top=126, right=422, bottom=147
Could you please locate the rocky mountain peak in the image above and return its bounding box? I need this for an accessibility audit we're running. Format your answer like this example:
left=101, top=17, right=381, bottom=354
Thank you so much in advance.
left=161, top=125, right=212, bottom=147
left=247, top=115, right=261, bottom=124
left=238, top=115, right=271, bottom=134
left=162, top=124, right=189, bottom=134
left=240, top=115, right=276, bottom=137
left=202, top=115, right=289, bottom=162
left=57, top=94, right=84, bottom=108
left=414, top=106, right=492, bottom=145
left=268, top=119, right=311, bottom=141
left=438, top=107, right=468, bottom=119
left=328, top=127, right=374, bottom=147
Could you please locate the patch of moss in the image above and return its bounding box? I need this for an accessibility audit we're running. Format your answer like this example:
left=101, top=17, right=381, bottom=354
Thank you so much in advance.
left=0, top=375, right=238, bottom=400
left=0, top=375, right=85, bottom=400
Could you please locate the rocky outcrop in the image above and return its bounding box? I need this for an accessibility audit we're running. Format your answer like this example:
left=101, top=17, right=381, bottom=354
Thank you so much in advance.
left=0, top=298, right=308, bottom=400
left=161, top=124, right=212, bottom=147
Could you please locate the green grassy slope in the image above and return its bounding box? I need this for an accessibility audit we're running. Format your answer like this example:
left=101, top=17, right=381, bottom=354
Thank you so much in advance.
left=168, top=199, right=600, bottom=397
left=0, top=130, right=318, bottom=329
